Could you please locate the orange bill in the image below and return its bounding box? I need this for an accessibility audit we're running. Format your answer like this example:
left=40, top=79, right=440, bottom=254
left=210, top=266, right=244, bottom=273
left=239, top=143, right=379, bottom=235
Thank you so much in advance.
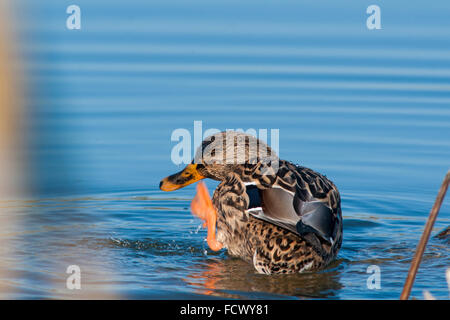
left=190, top=181, right=223, bottom=251
left=160, top=164, right=205, bottom=192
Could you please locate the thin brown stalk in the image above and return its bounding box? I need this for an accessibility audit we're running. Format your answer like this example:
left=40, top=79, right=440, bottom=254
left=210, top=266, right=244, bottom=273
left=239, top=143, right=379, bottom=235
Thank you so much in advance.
left=400, top=171, right=450, bottom=300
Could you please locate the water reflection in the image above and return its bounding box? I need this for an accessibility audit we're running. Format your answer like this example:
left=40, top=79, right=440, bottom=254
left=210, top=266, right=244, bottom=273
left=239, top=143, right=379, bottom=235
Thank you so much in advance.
left=184, top=257, right=344, bottom=299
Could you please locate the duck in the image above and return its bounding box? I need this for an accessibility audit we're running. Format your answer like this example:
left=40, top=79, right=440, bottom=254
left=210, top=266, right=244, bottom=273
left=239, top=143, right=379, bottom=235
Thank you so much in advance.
left=160, top=131, right=343, bottom=274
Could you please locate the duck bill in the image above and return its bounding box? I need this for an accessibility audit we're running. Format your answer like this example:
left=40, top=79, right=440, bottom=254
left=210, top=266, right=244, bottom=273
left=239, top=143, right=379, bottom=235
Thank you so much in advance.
left=159, top=164, right=205, bottom=192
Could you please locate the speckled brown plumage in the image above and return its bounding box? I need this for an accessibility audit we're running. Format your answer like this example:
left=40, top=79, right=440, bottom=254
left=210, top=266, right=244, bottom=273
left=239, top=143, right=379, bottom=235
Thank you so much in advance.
left=212, top=159, right=342, bottom=274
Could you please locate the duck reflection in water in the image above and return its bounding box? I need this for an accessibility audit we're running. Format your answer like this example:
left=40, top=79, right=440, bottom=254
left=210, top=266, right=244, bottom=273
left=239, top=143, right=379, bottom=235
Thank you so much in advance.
left=184, top=257, right=344, bottom=299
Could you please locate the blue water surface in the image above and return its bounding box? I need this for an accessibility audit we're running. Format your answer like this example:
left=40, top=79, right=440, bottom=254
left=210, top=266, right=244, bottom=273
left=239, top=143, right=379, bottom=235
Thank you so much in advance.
left=1, top=0, right=449, bottom=299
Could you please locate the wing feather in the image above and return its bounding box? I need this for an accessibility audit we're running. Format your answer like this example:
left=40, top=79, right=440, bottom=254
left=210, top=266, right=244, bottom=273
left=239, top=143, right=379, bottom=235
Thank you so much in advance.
left=245, top=163, right=339, bottom=244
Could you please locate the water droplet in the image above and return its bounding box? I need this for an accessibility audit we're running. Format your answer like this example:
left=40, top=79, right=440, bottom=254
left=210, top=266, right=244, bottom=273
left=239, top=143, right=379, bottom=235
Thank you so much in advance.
left=194, top=223, right=203, bottom=234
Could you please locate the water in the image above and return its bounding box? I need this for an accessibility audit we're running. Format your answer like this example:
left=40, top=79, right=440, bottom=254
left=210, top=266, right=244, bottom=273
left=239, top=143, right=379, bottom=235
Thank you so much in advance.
left=1, top=0, right=449, bottom=299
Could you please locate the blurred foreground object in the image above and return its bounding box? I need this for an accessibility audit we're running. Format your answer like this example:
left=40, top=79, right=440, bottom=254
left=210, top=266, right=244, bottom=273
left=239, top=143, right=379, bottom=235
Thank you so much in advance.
left=0, top=0, right=25, bottom=298
left=0, top=1, right=24, bottom=199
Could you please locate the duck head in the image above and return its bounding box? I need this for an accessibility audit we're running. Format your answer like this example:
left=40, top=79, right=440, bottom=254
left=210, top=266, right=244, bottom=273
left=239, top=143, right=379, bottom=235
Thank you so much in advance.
left=159, top=131, right=278, bottom=191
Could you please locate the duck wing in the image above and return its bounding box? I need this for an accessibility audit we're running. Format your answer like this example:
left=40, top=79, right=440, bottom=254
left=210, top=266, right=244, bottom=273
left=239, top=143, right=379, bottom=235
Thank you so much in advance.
left=246, top=162, right=340, bottom=245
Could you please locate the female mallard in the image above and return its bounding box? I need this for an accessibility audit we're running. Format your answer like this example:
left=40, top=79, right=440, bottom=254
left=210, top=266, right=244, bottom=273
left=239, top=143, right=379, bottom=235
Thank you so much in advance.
left=160, top=131, right=343, bottom=274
